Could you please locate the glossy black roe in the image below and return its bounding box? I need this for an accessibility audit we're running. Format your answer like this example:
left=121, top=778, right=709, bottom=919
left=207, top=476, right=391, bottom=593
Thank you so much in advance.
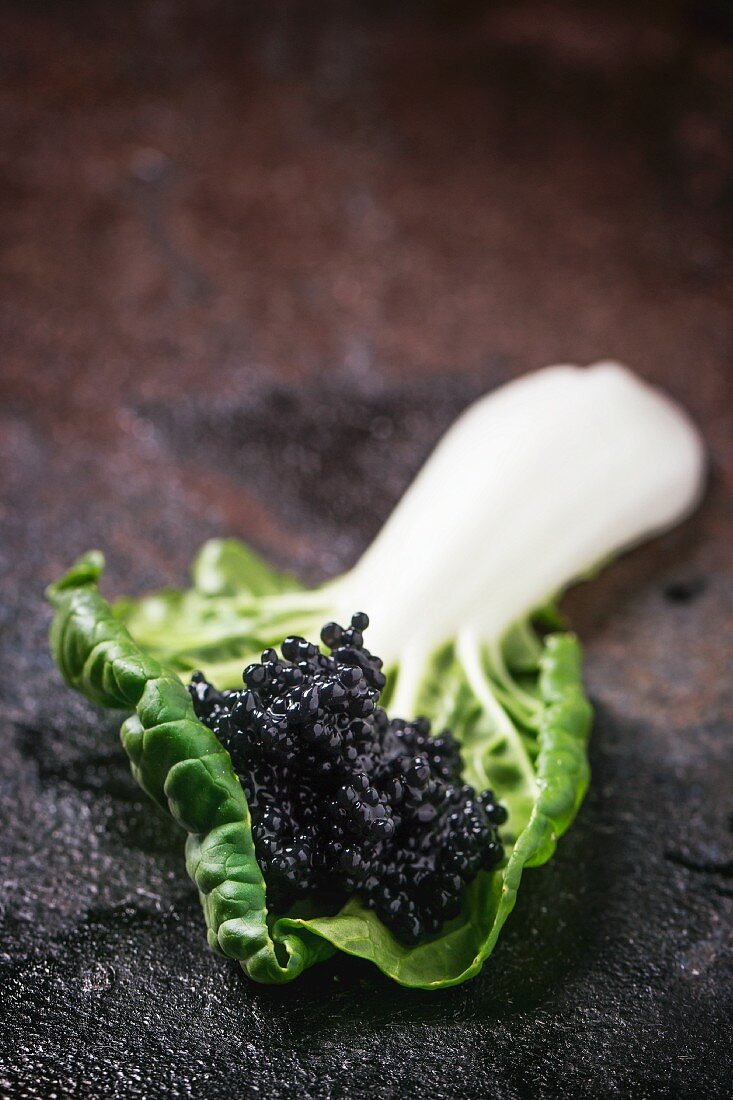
left=188, top=614, right=506, bottom=943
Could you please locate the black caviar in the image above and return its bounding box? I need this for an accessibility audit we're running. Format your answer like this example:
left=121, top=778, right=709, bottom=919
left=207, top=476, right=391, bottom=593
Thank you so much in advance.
left=188, top=614, right=506, bottom=943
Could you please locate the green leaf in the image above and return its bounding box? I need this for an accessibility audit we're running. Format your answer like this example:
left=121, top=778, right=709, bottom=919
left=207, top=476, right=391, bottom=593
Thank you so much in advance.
left=191, top=538, right=302, bottom=597
left=47, top=543, right=592, bottom=988
left=113, top=540, right=327, bottom=689
left=48, top=554, right=329, bottom=984
left=281, top=634, right=590, bottom=988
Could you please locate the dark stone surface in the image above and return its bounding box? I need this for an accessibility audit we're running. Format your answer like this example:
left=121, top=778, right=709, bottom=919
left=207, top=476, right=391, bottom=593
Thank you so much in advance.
left=0, top=2, right=731, bottom=1096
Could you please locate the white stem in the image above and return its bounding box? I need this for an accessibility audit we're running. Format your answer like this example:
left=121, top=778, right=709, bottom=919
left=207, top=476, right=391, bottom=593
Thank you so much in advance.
left=457, top=631, right=538, bottom=794
left=388, top=641, right=430, bottom=718
left=485, top=640, right=542, bottom=718
left=332, top=362, right=705, bottom=661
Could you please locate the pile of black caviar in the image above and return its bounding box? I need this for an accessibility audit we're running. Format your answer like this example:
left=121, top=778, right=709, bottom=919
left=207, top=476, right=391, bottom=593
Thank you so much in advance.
left=189, top=614, right=506, bottom=943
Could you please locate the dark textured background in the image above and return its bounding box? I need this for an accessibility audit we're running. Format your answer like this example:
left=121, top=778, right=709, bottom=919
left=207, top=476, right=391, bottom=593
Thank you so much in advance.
left=0, top=2, right=732, bottom=1097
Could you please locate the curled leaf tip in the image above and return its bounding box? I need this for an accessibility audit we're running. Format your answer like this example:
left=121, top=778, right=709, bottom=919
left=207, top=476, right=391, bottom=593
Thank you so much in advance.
left=45, top=550, right=105, bottom=603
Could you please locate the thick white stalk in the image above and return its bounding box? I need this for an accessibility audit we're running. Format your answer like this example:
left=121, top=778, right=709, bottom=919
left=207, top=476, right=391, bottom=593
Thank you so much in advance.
left=329, top=362, right=705, bottom=662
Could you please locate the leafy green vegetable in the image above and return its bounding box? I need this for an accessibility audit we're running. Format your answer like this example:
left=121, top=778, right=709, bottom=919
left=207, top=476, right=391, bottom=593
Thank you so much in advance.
left=49, top=543, right=590, bottom=988
left=47, top=553, right=333, bottom=984
left=46, top=363, right=704, bottom=986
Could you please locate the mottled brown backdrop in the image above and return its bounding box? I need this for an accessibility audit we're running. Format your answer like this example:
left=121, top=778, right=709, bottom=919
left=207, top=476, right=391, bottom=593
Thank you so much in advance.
left=0, top=2, right=731, bottom=1098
